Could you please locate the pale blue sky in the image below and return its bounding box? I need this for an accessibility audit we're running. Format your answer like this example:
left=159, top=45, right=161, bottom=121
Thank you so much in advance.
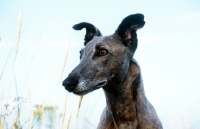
left=0, top=0, right=200, bottom=128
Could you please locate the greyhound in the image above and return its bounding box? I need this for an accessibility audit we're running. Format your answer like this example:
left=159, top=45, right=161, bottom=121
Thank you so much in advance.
left=62, top=14, right=163, bottom=129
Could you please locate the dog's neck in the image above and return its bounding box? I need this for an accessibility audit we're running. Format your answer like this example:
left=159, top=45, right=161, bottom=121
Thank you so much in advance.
left=102, top=59, right=147, bottom=123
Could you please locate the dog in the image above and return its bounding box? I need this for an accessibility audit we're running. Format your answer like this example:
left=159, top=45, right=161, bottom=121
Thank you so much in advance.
left=62, top=14, right=163, bottom=129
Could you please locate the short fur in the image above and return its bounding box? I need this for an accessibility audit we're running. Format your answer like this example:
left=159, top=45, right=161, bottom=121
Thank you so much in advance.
left=62, top=14, right=163, bottom=129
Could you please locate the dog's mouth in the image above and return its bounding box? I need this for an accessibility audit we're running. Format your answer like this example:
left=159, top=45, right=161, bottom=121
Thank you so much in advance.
left=73, top=81, right=107, bottom=96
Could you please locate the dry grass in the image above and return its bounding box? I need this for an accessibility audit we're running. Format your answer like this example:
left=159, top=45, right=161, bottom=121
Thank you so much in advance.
left=0, top=11, right=22, bottom=129
left=76, top=96, right=83, bottom=119
left=0, top=10, right=90, bottom=128
left=60, top=42, right=70, bottom=82
left=61, top=94, right=68, bottom=128
left=65, top=112, right=72, bottom=129
left=0, top=11, right=80, bottom=129
left=14, top=11, right=22, bottom=60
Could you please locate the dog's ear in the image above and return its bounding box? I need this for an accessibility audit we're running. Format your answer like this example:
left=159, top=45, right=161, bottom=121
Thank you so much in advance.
left=116, top=14, right=145, bottom=54
left=73, top=22, right=102, bottom=46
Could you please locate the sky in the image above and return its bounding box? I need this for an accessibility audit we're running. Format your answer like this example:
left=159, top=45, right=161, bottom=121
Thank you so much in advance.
left=0, top=0, right=200, bottom=128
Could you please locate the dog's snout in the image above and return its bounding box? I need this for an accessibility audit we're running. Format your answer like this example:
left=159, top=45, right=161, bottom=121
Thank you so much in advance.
left=62, top=76, right=78, bottom=91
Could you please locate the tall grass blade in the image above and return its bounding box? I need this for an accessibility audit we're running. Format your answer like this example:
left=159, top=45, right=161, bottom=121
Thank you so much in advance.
left=76, top=96, right=83, bottom=119
left=61, top=94, right=68, bottom=129
left=14, top=11, right=22, bottom=60
left=29, top=111, right=34, bottom=129
left=60, top=42, right=70, bottom=82
left=65, top=112, right=71, bottom=129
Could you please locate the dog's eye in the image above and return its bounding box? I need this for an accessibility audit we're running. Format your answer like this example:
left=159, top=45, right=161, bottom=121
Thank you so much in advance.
left=99, top=49, right=107, bottom=56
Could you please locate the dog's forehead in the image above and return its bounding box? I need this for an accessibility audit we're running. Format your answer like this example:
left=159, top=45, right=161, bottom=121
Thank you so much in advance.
left=86, top=34, right=122, bottom=49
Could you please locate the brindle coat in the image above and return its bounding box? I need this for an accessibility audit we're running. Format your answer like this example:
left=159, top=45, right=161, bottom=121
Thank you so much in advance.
left=62, top=14, right=163, bottom=129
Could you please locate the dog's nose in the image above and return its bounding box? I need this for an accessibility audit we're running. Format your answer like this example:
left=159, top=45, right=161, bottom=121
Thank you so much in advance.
left=62, top=76, right=78, bottom=91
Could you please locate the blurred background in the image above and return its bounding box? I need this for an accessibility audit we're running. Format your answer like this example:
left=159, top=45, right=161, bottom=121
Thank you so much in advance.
left=0, top=0, right=200, bottom=128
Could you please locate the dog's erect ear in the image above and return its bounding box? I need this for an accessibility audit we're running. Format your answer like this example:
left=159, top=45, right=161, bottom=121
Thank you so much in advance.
left=116, top=14, right=145, bottom=54
left=73, top=22, right=102, bottom=46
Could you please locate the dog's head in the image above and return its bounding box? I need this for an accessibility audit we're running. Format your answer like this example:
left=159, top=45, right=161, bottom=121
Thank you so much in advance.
left=62, top=14, right=145, bottom=95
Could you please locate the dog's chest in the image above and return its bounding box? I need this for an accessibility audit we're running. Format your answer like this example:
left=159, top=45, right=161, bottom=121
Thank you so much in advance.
left=118, top=122, right=137, bottom=129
